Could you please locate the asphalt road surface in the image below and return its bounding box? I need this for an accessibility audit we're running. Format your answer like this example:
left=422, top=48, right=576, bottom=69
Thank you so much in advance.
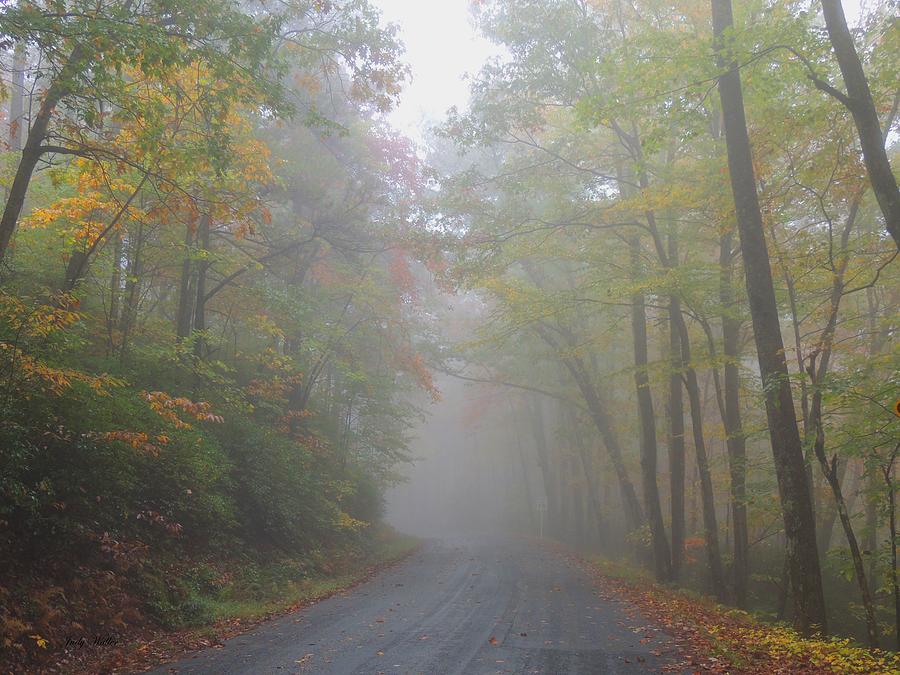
left=148, top=538, right=683, bottom=674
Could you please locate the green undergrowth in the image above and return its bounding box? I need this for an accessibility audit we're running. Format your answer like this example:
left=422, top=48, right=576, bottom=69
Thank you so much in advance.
left=141, top=527, right=420, bottom=631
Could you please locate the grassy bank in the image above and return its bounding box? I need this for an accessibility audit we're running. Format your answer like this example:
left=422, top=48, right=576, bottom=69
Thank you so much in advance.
left=1, top=526, right=419, bottom=674
left=582, top=554, right=900, bottom=674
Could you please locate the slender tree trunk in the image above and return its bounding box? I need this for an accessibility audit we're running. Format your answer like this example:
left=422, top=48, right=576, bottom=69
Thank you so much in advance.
left=817, top=459, right=850, bottom=557
left=531, top=394, right=562, bottom=538
left=819, top=0, right=900, bottom=248
left=571, top=408, right=605, bottom=542
left=720, top=231, right=750, bottom=607
left=800, top=196, right=875, bottom=640
left=106, top=232, right=123, bottom=353
left=193, top=215, right=211, bottom=359
left=630, top=235, right=672, bottom=582
left=118, top=219, right=144, bottom=361
left=864, top=470, right=878, bottom=581
left=675, top=314, right=727, bottom=601
left=811, top=399, right=878, bottom=646
left=886, top=452, right=900, bottom=650
left=780, top=255, right=817, bottom=521
left=533, top=324, right=645, bottom=531
left=509, top=398, right=538, bottom=534
left=176, top=226, right=196, bottom=342
left=563, top=354, right=645, bottom=531
left=8, top=42, right=25, bottom=153
left=668, top=293, right=686, bottom=581
left=0, top=45, right=87, bottom=264
left=712, top=0, right=827, bottom=634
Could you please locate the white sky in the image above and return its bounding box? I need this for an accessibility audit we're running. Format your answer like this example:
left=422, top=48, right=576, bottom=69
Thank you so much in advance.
left=373, top=0, right=499, bottom=141
left=373, top=0, right=866, bottom=142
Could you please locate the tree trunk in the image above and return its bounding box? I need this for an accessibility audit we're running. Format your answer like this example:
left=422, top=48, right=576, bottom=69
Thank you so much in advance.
left=817, top=458, right=850, bottom=557
left=630, top=234, right=672, bottom=582
left=720, top=231, right=750, bottom=607
left=668, top=293, right=686, bottom=581
left=0, top=45, right=87, bottom=264
left=564, top=353, right=645, bottom=531
left=712, top=0, right=827, bottom=634
left=8, top=42, right=25, bottom=152
left=819, top=0, right=900, bottom=248
left=509, top=398, right=538, bottom=534
left=570, top=407, right=605, bottom=543
left=118, top=219, right=144, bottom=361
left=531, top=394, right=562, bottom=538
left=533, top=324, right=645, bottom=531
left=811, top=409, right=879, bottom=646
left=675, top=313, right=727, bottom=601
left=193, top=215, right=211, bottom=359
left=885, top=453, right=900, bottom=651
left=176, top=226, right=196, bottom=342
left=106, top=232, right=123, bottom=353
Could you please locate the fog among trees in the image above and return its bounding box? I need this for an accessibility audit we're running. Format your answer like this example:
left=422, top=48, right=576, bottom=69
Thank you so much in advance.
left=1, top=0, right=899, bottom=672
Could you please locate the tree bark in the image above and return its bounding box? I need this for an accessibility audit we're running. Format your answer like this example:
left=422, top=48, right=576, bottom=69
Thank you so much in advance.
left=570, top=406, right=605, bottom=544
left=509, top=398, right=539, bottom=534
left=106, top=231, right=123, bottom=352
left=668, top=293, right=686, bottom=581
left=193, top=214, right=211, bottom=359
left=630, top=234, right=672, bottom=582
left=176, top=226, right=196, bottom=342
left=720, top=231, right=750, bottom=607
left=0, top=45, right=87, bottom=264
left=531, top=393, right=562, bottom=538
left=712, top=0, right=827, bottom=634
left=532, top=324, right=645, bottom=531
left=8, top=42, right=25, bottom=153
left=885, top=449, right=900, bottom=651
left=819, top=0, right=900, bottom=248
left=675, top=313, right=727, bottom=601
left=561, top=351, right=645, bottom=531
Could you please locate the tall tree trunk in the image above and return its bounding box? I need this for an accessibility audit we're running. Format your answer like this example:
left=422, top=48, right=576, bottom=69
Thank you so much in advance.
left=570, top=407, right=605, bottom=543
left=118, top=219, right=144, bottom=361
left=176, top=226, right=196, bottom=342
left=884, top=448, right=900, bottom=651
left=817, top=459, right=850, bottom=557
left=8, top=42, right=25, bottom=153
left=668, top=293, right=686, bottom=581
left=563, top=353, right=644, bottom=531
left=533, top=324, right=645, bottom=531
left=0, top=45, right=87, bottom=264
left=510, top=400, right=538, bottom=535
left=675, top=314, right=727, bottom=601
left=531, top=394, right=562, bottom=538
left=819, top=0, right=900, bottom=248
left=810, top=385, right=878, bottom=646
left=193, top=215, right=211, bottom=359
left=802, top=195, right=876, bottom=641
left=630, top=235, right=672, bottom=581
left=720, top=231, right=750, bottom=607
left=106, top=232, right=123, bottom=353
left=712, top=0, right=827, bottom=634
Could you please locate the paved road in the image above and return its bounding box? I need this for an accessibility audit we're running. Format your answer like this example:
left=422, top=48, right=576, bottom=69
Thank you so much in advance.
left=148, top=538, right=683, bottom=674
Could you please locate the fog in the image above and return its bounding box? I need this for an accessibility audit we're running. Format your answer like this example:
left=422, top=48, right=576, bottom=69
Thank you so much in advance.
left=387, top=374, right=542, bottom=538
left=1, top=0, right=897, bottom=669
